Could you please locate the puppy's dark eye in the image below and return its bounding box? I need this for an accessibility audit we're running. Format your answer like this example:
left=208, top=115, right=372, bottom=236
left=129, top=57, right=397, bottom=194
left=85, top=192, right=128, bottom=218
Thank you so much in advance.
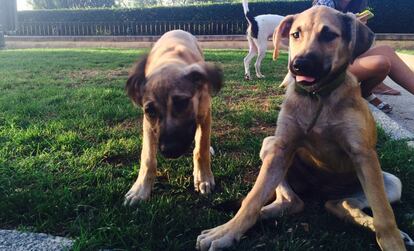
left=320, top=31, right=339, bottom=42
left=291, top=31, right=300, bottom=39
left=144, top=104, right=158, bottom=119
left=173, top=96, right=191, bottom=113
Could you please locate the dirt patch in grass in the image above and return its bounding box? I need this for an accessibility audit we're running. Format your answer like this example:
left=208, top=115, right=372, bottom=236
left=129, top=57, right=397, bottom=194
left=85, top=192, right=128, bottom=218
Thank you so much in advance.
left=68, top=69, right=101, bottom=80
left=213, top=121, right=239, bottom=139
left=102, top=155, right=134, bottom=167
left=224, top=85, right=284, bottom=111
left=243, top=167, right=260, bottom=184
left=66, top=69, right=129, bottom=88
left=112, top=118, right=141, bottom=130
left=69, top=69, right=128, bottom=80
left=250, top=124, right=275, bottom=136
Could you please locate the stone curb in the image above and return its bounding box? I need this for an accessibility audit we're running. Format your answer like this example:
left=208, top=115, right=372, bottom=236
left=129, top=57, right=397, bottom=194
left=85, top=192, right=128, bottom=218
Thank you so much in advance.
left=369, top=104, right=414, bottom=143
left=0, top=230, right=73, bottom=251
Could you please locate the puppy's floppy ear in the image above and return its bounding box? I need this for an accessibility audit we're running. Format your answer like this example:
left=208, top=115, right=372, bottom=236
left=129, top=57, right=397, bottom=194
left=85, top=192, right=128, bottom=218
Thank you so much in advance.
left=273, top=15, right=294, bottom=61
left=126, top=54, right=148, bottom=106
left=342, top=13, right=375, bottom=63
left=183, top=62, right=223, bottom=96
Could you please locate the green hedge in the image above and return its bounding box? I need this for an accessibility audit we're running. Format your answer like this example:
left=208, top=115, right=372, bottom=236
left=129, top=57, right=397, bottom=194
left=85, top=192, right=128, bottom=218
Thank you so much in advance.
left=17, top=0, right=414, bottom=33
left=17, top=2, right=310, bottom=22
left=368, top=0, right=414, bottom=33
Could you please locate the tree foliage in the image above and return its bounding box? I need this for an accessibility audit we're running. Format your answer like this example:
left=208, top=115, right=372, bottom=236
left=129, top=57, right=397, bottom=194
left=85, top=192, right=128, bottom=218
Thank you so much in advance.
left=28, top=0, right=295, bottom=9
left=28, top=0, right=117, bottom=9
left=118, top=0, right=239, bottom=8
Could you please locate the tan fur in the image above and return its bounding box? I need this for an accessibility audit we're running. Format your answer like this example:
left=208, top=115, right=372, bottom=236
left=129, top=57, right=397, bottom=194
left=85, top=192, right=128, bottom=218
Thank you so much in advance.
left=124, top=30, right=222, bottom=205
left=145, top=31, right=204, bottom=75
left=197, top=7, right=406, bottom=251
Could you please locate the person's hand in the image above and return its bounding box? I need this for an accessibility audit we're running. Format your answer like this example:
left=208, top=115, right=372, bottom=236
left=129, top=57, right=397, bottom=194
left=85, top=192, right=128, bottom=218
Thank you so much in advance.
left=356, top=10, right=374, bottom=24
left=357, top=16, right=368, bottom=24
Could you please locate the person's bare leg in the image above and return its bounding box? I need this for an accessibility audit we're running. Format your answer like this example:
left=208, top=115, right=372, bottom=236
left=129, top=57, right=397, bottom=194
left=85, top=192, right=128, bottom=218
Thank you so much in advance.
left=349, top=54, right=393, bottom=112
left=352, top=45, right=414, bottom=95
left=372, top=82, right=401, bottom=95
left=372, top=45, right=414, bottom=94
left=348, top=54, right=390, bottom=97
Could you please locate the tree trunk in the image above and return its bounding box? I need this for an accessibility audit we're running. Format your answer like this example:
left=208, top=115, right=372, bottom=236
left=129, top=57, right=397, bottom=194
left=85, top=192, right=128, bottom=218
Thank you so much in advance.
left=0, top=25, right=5, bottom=48
left=0, top=0, right=18, bottom=32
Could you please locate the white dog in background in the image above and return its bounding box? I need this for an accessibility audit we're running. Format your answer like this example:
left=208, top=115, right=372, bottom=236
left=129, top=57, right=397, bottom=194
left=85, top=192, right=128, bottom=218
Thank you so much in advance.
left=243, top=0, right=284, bottom=80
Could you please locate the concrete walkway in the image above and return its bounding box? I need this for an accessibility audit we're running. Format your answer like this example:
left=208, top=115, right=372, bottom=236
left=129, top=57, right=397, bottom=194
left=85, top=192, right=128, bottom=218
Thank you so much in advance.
left=0, top=230, right=73, bottom=251
left=372, top=53, right=414, bottom=139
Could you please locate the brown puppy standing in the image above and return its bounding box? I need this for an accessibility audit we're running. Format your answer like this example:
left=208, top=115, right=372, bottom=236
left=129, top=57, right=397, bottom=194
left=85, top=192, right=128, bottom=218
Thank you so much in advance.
left=124, top=30, right=223, bottom=205
left=197, top=6, right=408, bottom=251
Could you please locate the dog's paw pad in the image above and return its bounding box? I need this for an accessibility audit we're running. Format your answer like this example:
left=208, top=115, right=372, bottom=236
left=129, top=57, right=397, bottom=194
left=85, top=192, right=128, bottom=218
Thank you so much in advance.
left=123, top=185, right=151, bottom=206
left=196, top=223, right=240, bottom=251
left=194, top=177, right=215, bottom=195
left=198, top=182, right=213, bottom=194
left=194, top=169, right=215, bottom=195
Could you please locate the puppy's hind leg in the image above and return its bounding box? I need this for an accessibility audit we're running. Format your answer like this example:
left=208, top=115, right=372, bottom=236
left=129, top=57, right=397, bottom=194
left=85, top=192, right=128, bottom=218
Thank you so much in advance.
left=255, top=37, right=268, bottom=79
left=244, top=36, right=257, bottom=81
left=124, top=118, right=158, bottom=206
left=259, top=137, right=304, bottom=219
left=193, top=109, right=215, bottom=195
left=325, top=172, right=413, bottom=246
left=260, top=180, right=304, bottom=219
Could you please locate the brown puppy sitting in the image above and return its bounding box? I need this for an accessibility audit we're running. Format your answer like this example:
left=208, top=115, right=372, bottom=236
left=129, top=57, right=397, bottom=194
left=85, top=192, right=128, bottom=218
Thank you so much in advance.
left=124, top=30, right=223, bottom=206
left=197, top=6, right=410, bottom=251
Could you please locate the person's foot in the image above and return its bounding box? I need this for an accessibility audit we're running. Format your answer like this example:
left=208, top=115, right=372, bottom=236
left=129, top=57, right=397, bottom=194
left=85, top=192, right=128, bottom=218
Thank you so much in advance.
left=366, top=94, right=393, bottom=113
left=372, top=83, right=401, bottom=95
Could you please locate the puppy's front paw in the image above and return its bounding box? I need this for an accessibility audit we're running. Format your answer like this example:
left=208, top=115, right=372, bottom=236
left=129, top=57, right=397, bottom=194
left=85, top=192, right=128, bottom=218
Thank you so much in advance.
left=196, top=221, right=241, bottom=251
left=194, top=170, right=215, bottom=195
left=123, top=182, right=152, bottom=206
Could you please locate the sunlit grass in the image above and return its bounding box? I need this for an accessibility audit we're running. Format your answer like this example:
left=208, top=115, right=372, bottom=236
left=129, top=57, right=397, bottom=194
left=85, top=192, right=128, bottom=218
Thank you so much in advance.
left=0, top=48, right=413, bottom=250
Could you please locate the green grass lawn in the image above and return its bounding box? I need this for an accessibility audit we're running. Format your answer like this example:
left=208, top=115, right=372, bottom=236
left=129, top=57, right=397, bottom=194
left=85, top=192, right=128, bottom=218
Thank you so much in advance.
left=0, top=48, right=413, bottom=250
left=400, top=50, right=414, bottom=55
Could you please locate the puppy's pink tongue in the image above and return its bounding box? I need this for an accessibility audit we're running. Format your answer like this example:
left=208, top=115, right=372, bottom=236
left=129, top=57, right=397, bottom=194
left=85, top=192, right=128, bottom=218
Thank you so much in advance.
left=296, top=75, right=315, bottom=84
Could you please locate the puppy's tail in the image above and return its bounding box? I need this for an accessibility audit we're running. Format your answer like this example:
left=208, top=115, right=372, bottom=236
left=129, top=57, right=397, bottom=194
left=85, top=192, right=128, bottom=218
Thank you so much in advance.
left=242, top=0, right=254, bottom=24
left=243, top=0, right=259, bottom=38
left=242, top=0, right=249, bottom=15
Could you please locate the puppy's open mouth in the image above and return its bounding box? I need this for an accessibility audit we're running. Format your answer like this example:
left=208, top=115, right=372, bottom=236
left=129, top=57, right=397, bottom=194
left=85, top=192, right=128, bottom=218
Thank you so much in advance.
left=295, top=75, right=317, bottom=85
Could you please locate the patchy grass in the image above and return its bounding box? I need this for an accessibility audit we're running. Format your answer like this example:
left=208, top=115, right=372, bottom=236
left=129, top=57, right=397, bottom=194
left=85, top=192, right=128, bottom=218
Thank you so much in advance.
left=399, top=50, right=414, bottom=55
left=0, top=48, right=413, bottom=250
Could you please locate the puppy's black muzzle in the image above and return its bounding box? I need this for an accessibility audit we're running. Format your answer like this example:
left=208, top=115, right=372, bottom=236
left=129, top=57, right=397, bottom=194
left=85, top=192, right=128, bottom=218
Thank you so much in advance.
left=290, top=54, right=328, bottom=81
left=159, top=120, right=196, bottom=159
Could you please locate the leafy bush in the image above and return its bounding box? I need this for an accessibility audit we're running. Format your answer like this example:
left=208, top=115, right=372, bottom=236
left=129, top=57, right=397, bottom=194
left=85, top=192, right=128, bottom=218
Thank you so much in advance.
left=17, top=1, right=414, bottom=33
left=17, top=2, right=310, bottom=23
left=368, top=0, right=414, bottom=33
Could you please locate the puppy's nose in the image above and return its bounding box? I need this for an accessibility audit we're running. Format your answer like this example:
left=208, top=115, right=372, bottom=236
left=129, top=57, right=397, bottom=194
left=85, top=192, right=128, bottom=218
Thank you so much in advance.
left=292, top=58, right=313, bottom=74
